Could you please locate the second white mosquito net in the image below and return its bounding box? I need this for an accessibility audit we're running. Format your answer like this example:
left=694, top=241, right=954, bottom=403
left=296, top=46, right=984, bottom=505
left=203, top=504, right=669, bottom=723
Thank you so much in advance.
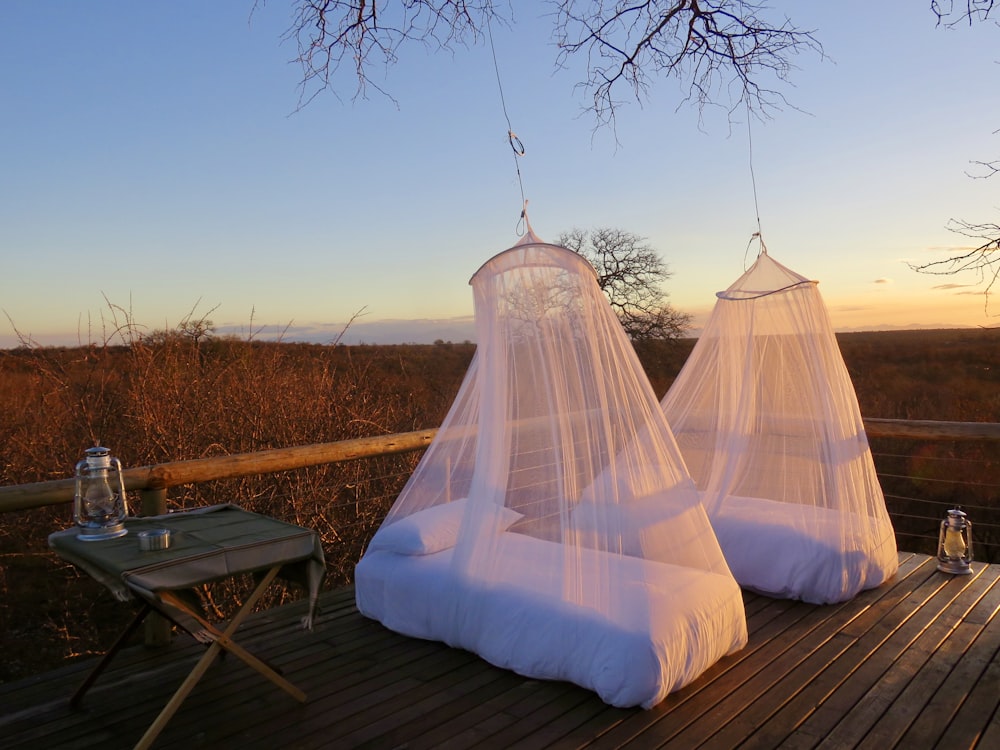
left=661, top=251, right=898, bottom=604
left=355, top=229, right=747, bottom=708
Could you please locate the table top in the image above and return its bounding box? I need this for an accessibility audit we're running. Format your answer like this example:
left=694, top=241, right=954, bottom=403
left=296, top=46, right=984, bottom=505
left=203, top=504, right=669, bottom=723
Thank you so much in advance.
left=49, top=504, right=325, bottom=625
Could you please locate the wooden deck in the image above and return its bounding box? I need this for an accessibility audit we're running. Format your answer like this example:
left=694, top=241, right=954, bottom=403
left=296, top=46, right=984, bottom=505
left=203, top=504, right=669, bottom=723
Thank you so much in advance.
left=1, top=551, right=998, bottom=750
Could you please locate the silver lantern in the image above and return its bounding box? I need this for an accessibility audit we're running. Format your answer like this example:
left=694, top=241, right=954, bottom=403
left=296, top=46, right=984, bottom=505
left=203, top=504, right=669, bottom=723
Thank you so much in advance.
left=73, top=445, right=129, bottom=541
left=936, top=507, right=972, bottom=575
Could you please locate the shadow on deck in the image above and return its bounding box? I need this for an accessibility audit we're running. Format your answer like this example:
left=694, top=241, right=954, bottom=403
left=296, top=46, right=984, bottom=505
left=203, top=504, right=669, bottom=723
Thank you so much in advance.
left=1, top=552, right=998, bottom=750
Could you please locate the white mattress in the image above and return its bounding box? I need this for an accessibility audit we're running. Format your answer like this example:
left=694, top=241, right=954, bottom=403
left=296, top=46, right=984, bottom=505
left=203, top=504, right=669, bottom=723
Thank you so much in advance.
left=355, top=532, right=747, bottom=708
left=710, top=495, right=898, bottom=604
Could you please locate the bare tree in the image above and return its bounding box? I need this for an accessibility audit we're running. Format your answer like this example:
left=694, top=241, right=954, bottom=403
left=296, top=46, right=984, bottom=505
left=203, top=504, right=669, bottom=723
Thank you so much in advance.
left=912, top=1, right=999, bottom=314
left=177, top=302, right=220, bottom=346
left=280, top=1, right=821, bottom=121
left=559, top=227, right=691, bottom=340
left=177, top=317, right=216, bottom=346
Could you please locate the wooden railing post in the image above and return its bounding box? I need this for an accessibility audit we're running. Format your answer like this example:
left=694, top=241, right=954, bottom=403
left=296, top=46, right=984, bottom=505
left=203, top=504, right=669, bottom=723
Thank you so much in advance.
left=138, top=487, right=167, bottom=517
left=137, top=487, right=172, bottom=647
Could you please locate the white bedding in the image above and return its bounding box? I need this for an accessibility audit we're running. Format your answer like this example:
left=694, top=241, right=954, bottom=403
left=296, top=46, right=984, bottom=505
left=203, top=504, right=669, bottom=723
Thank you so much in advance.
left=355, top=532, right=747, bottom=708
left=709, top=495, right=898, bottom=604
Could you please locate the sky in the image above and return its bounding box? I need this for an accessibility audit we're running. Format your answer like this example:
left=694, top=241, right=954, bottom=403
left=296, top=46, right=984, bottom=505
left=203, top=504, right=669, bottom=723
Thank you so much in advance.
left=2, top=1, right=999, bottom=348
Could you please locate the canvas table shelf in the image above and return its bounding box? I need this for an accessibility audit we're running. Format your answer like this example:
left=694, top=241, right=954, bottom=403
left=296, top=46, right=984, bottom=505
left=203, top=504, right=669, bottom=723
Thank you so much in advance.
left=48, top=504, right=325, bottom=750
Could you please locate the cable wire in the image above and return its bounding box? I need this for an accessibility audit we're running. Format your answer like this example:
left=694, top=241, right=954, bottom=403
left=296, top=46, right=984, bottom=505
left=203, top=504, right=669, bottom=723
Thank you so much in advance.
left=745, top=103, right=767, bottom=268
left=486, top=15, right=527, bottom=231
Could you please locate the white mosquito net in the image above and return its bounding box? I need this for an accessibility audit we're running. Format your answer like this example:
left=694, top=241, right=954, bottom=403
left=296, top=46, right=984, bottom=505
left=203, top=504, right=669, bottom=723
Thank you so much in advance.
left=355, top=227, right=747, bottom=708
left=661, top=251, right=898, bottom=604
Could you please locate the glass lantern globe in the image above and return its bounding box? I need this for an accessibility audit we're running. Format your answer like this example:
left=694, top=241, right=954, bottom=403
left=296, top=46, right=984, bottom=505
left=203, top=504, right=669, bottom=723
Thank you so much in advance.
left=73, top=446, right=129, bottom=541
left=937, top=508, right=972, bottom=575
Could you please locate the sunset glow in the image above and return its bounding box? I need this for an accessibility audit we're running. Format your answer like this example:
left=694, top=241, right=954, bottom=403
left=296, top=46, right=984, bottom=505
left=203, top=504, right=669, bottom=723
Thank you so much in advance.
left=2, top=2, right=998, bottom=348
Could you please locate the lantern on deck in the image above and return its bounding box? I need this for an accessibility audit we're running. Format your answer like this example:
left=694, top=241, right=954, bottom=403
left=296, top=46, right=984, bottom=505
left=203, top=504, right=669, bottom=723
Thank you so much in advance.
left=937, top=508, right=972, bottom=575
left=73, top=445, right=129, bottom=541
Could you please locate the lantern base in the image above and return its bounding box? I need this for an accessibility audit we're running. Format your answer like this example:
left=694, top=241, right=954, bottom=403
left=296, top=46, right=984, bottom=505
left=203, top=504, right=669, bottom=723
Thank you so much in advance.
left=76, top=522, right=128, bottom=541
left=937, top=557, right=972, bottom=575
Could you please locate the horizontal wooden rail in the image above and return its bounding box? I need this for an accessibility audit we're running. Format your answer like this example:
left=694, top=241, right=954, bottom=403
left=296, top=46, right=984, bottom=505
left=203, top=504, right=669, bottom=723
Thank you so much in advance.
left=1, top=419, right=997, bottom=515
left=0, top=429, right=438, bottom=514
left=863, top=418, right=1000, bottom=442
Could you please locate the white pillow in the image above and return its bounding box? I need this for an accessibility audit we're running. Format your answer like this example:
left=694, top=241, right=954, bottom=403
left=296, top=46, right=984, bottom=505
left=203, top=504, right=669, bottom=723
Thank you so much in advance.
left=572, top=487, right=722, bottom=571
left=573, top=489, right=682, bottom=546
left=368, top=497, right=523, bottom=555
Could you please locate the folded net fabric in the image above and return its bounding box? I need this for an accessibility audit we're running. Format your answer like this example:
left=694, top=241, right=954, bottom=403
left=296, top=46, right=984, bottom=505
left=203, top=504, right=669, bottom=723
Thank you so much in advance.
left=661, top=251, right=898, bottom=604
left=356, top=226, right=746, bottom=707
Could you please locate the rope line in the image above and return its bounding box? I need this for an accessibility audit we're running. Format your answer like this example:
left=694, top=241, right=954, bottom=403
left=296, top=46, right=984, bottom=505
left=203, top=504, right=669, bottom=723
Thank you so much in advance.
left=745, top=102, right=766, bottom=268
left=486, top=15, right=527, bottom=228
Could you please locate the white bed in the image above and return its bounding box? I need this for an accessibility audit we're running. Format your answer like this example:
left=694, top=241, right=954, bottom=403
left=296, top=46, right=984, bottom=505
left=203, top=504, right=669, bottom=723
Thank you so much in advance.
left=355, top=530, right=747, bottom=709
left=708, top=495, right=899, bottom=604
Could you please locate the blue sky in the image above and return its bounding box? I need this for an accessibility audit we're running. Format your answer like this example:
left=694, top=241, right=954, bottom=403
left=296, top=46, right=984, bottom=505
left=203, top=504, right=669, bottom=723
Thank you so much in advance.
left=2, top=1, right=999, bottom=347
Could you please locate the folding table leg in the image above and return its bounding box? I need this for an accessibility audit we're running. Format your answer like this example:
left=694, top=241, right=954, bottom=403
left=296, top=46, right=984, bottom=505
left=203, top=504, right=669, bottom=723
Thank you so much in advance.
left=133, top=565, right=305, bottom=750
left=70, top=603, right=152, bottom=708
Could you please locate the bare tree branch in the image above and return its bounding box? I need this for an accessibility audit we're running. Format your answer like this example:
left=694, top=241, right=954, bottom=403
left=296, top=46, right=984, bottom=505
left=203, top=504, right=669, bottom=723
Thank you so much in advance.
left=280, top=1, right=820, bottom=124
left=912, top=1, right=1000, bottom=317
left=909, top=222, right=1000, bottom=315
left=931, top=0, right=997, bottom=26
left=550, top=1, right=822, bottom=127
left=967, top=158, right=1000, bottom=179
left=283, top=1, right=504, bottom=109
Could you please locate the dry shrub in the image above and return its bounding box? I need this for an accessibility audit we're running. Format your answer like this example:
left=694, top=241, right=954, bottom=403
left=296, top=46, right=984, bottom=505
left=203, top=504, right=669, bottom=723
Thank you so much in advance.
left=1, top=323, right=997, bottom=683
left=0, top=319, right=471, bottom=683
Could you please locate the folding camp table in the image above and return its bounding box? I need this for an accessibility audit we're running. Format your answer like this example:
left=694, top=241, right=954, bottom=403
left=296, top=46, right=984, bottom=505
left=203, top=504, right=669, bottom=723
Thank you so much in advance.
left=49, top=504, right=325, bottom=750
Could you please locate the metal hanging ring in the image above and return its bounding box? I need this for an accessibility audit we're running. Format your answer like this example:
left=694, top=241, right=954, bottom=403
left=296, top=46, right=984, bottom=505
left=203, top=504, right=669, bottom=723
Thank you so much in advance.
left=508, top=131, right=525, bottom=156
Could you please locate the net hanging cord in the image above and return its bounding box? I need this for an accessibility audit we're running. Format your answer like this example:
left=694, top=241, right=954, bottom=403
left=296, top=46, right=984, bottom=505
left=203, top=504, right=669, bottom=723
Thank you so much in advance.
left=744, top=101, right=768, bottom=269
left=486, top=15, right=528, bottom=234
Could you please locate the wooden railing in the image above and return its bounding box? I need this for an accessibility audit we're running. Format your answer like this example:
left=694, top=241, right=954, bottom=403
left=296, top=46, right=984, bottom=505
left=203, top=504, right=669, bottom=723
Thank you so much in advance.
left=0, top=429, right=437, bottom=515
left=862, top=418, right=1000, bottom=442
left=2, top=417, right=992, bottom=655
left=1, top=419, right=997, bottom=516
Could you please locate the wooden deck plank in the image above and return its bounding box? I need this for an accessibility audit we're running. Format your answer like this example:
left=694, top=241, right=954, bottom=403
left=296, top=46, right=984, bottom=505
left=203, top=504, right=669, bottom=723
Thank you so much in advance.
left=592, top=553, right=929, bottom=750
left=734, top=558, right=931, bottom=750
left=579, top=595, right=821, bottom=749
left=0, top=587, right=356, bottom=733
left=654, top=556, right=938, bottom=749
left=470, top=686, right=599, bottom=750
left=616, top=602, right=830, bottom=749
left=408, top=679, right=573, bottom=748
left=800, top=568, right=981, bottom=749
left=543, top=704, right=635, bottom=750
left=511, top=697, right=627, bottom=750
left=4, top=597, right=381, bottom=748
left=931, top=600, right=1000, bottom=750
left=1, top=553, right=998, bottom=750
left=833, top=572, right=994, bottom=743
left=853, top=566, right=1000, bottom=750
left=41, top=597, right=366, bottom=747
left=736, top=562, right=997, bottom=750
left=897, top=619, right=1000, bottom=748
left=980, top=712, right=1000, bottom=750
left=771, top=558, right=952, bottom=749
left=347, top=665, right=528, bottom=749
left=331, top=660, right=505, bottom=747
left=241, top=632, right=476, bottom=748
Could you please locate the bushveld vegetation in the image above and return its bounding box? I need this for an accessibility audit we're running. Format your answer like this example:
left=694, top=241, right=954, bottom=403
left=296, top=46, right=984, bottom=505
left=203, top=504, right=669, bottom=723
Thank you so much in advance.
left=0, top=326, right=997, bottom=683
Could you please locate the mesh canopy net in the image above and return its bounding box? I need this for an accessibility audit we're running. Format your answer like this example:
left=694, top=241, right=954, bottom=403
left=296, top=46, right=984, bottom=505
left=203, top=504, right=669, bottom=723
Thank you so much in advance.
left=661, top=251, right=898, bottom=604
left=355, top=228, right=747, bottom=708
